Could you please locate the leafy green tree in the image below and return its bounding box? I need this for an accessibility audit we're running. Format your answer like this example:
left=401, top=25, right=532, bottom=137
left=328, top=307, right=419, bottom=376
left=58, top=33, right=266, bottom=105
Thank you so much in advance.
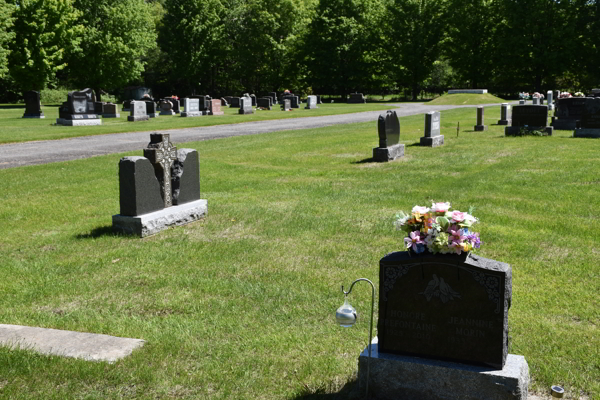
left=8, top=0, right=83, bottom=91
left=68, top=0, right=157, bottom=100
left=0, top=0, right=15, bottom=78
left=573, top=0, right=599, bottom=90
left=386, top=0, right=448, bottom=100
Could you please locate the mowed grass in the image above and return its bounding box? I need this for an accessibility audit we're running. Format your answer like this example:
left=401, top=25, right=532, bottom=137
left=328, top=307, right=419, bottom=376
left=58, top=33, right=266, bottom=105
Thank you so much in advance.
left=428, top=93, right=506, bottom=105
left=0, top=102, right=394, bottom=144
left=0, top=106, right=598, bottom=400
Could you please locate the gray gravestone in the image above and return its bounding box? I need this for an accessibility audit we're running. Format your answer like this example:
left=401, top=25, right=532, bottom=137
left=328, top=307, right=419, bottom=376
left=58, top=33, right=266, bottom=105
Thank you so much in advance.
left=146, top=101, right=158, bottom=118
left=498, top=103, right=511, bottom=125
left=305, top=95, right=318, bottom=109
left=210, top=99, right=224, bottom=115
left=144, top=133, right=178, bottom=207
left=420, top=111, right=444, bottom=147
left=269, top=92, right=277, bottom=105
left=574, top=97, right=600, bottom=138
left=474, top=106, right=487, bottom=131
left=172, top=149, right=200, bottom=205
left=128, top=100, right=149, bottom=122
left=281, top=99, right=291, bottom=111
left=23, top=90, right=44, bottom=118
left=546, top=90, right=554, bottom=111
left=532, top=97, right=540, bottom=105
left=505, top=105, right=552, bottom=136
left=159, top=99, right=175, bottom=115
left=181, top=98, right=202, bottom=117
left=373, top=110, right=404, bottom=162
left=103, top=103, right=120, bottom=118
left=229, top=97, right=240, bottom=108
left=552, top=97, right=587, bottom=130
left=239, top=96, right=254, bottom=115
left=377, top=251, right=511, bottom=369
left=257, top=97, right=272, bottom=110
left=348, top=93, right=366, bottom=103
left=118, top=156, right=164, bottom=216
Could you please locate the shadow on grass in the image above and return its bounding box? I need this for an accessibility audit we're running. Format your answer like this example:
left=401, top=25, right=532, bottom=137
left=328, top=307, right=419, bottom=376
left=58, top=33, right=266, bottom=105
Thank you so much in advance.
left=0, top=105, right=24, bottom=109
left=352, top=157, right=376, bottom=164
left=76, top=225, right=117, bottom=239
left=291, top=378, right=362, bottom=400
left=406, top=142, right=422, bottom=147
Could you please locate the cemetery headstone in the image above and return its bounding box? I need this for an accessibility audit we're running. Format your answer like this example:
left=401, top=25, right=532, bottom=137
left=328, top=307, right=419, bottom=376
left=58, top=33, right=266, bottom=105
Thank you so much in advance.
left=552, top=97, right=587, bottom=130
left=532, top=97, right=540, bottom=105
left=505, top=105, right=552, bottom=136
left=519, top=100, right=525, bottom=105
left=269, top=92, right=277, bottom=105
left=474, top=106, right=487, bottom=131
left=122, top=100, right=133, bottom=111
left=497, top=103, right=511, bottom=125
left=22, top=90, right=44, bottom=118
left=239, top=96, right=254, bottom=115
left=113, top=133, right=207, bottom=237
left=305, top=95, right=318, bottom=109
left=181, top=98, right=202, bottom=117
left=589, top=89, right=600, bottom=98
left=348, top=93, right=366, bottom=103
left=128, top=100, right=149, bottom=122
left=159, top=99, right=176, bottom=116
left=250, top=94, right=257, bottom=106
left=373, top=110, right=404, bottom=162
left=420, top=111, right=444, bottom=147
left=546, top=90, right=554, bottom=111
left=229, top=97, right=240, bottom=108
left=170, top=98, right=181, bottom=114
left=56, top=90, right=102, bottom=126
left=94, top=102, right=106, bottom=115
left=316, top=95, right=322, bottom=104
left=281, top=99, right=291, bottom=111
left=146, top=101, right=158, bottom=118
left=103, top=103, right=120, bottom=118
left=257, top=97, right=272, bottom=110
left=195, top=95, right=211, bottom=115
left=210, top=99, right=224, bottom=115
left=221, top=97, right=229, bottom=107
left=574, top=97, right=600, bottom=138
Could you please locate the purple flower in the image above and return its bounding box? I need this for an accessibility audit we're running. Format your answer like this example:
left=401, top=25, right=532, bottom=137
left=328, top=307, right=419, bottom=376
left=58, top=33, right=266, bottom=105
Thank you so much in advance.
left=405, top=231, right=424, bottom=252
left=467, top=233, right=481, bottom=249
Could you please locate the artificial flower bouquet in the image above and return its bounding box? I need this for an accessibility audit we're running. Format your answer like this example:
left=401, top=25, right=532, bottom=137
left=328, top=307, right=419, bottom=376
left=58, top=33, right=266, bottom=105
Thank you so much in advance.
left=559, top=92, right=572, bottom=98
left=532, top=92, right=544, bottom=99
left=574, top=92, right=585, bottom=97
left=395, top=202, right=481, bottom=255
left=518, top=92, right=530, bottom=100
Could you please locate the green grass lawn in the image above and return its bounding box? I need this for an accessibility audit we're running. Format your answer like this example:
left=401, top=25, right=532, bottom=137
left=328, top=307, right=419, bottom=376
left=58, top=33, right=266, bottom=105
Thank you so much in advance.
left=428, top=93, right=506, bottom=105
left=0, top=106, right=598, bottom=399
left=0, top=102, right=394, bottom=145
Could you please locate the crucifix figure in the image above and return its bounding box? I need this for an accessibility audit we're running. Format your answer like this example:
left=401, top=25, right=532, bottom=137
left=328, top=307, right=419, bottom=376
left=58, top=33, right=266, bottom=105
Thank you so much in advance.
left=144, top=133, right=178, bottom=207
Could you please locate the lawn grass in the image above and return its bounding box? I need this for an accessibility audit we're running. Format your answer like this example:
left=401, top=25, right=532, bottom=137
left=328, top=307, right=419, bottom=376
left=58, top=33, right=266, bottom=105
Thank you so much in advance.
left=0, top=106, right=598, bottom=400
left=428, top=93, right=506, bottom=105
left=0, top=102, right=394, bottom=145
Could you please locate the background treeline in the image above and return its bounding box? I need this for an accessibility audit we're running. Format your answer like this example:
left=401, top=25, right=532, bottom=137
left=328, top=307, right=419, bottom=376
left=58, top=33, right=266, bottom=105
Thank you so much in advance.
left=0, top=0, right=598, bottom=102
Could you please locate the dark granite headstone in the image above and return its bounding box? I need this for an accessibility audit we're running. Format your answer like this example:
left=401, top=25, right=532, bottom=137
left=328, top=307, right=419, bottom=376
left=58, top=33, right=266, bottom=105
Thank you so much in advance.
left=552, top=97, right=588, bottom=130
left=103, top=103, right=120, bottom=118
left=210, top=99, right=224, bottom=115
left=229, top=97, right=240, bottom=108
left=373, top=110, right=404, bottom=162
left=122, top=100, right=133, bottom=111
left=250, top=94, right=257, bottom=106
left=239, top=97, right=254, bottom=114
left=498, top=103, right=511, bottom=125
left=420, top=111, right=444, bottom=147
left=574, top=97, right=600, bottom=138
left=23, top=90, right=44, bottom=118
left=474, top=106, right=487, bottom=131
left=145, top=101, right=158, bottom=118
left=170, top=98, right=180, bottom=114
left=506, top=105, right=552, bottom=135
left=56, top=91, right=100, bottom=124
left=316, top=95, right=322, bottom=104
left=94, top=101, right=105, bottom=115
left=128, top=100, right=149, bottom=122
left=118, top=156, right=164, bottom=216
left=377, top=251, right=511, bottom=369
left=269, top=92, right=277, bottom=105
left=257, top=97, right=272, bottom=110
left=348, top=93, right=366, bottom=103
left=159, top=99, right=175, bottom=115
left=283, top=95, right=299, bottom=108
left=172, top=149, right=200, bottom=205
left=220, top=97, right=229, bottom=107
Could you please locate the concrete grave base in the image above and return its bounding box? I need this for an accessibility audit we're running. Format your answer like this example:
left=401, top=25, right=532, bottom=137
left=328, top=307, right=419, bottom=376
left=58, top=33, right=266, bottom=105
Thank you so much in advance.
left=551, top=119, right=578, bottom=130
left=573, top=128, right=600, bottom=138
left=474, top=124, right=488, bottom=131
left=23, top=113, right=45, bottom=118
left=420, top=135, right=444, bottom=147
left=358, top=337, right=529, bottom=400
left=373, top=143, right=405, bottom=162
left=180, top=112, right=203, bottom=117
left=497, top=119, right=511, bottom=125
left=56, top=118, right=102, bottom=126
left=0, top=324, right=144, bottom=363
left=103, top=113, right=120, bottom=118
left=210, top=111, right=224, bottom=116
left=112, top=199, right=207, bottom=237
left=127, top=115, right=149, bottom=122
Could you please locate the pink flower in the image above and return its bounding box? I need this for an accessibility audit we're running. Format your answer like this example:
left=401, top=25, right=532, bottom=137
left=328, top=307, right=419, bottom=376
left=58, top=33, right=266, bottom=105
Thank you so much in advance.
left=430, top=202, right=451, bottom=213
left=412, top=205, right=430, bottom=215
left=404, top=231, right=423, bottom=252
left=450, top=211, right=466, bottom=223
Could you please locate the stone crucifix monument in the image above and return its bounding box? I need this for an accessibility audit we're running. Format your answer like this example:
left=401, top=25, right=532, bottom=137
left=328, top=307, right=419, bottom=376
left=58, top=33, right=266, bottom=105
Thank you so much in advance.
left=112, top=133, right=207, bottom=237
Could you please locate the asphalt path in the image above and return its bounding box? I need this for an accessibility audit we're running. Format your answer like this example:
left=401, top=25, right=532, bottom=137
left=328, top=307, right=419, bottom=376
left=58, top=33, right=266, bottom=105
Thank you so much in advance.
left=0, top=102, right=506, bottom=169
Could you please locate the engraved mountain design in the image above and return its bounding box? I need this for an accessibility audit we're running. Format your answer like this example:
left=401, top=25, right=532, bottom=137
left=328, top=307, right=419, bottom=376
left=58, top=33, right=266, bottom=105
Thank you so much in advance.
left=420, top=274, right=461, bottom=303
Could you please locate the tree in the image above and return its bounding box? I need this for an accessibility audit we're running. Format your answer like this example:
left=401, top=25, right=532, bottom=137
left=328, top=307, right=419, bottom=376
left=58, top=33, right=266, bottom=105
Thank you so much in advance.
left=0, top=0, right=15, bottom=78
left=8, top=0, right=83, bottom=91
left=68, top=0, right=157, bottom=100
left=386, top=0, right=448, bottom=100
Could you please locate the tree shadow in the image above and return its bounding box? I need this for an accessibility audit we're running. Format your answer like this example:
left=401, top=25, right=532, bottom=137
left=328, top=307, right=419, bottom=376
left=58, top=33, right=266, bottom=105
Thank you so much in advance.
left=290, top=378, right=362, bottom=400
left=0, top=105, right=24, bottom=109
left=75, top=225, right=118, bottom=239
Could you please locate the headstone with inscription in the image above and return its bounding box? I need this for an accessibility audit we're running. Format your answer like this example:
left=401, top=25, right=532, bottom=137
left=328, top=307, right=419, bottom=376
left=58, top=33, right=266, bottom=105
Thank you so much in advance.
left=239, top=96, right=254, bottom=115
left=112, top=133, right=207, bottom=237
left=257, top=97, right=272, bottom=110
left=420, top=111, right=444, bottom=147
left=283, top=95, right=299, bottom=108
left=532, top=97, right=540, bottom=105
left=56, top=91, right=102, bottom=126
left=281, top=99, right=291, bottom=111
left=146, top=101, right=158, bottom=118
left=506, top=105, right=552, bottom=136
left=551, top=97, right=587, bottom=130
left=181, top=98, right=202, bottom=117
left=22, top=90, right=45, bottom=118
left=497, top=103, right=511, bottom=125
left=474, top=106, right=487, bottom=131
left=159, top=99, right=176, bottom=116
left=128, top=100, right=149, bottom=122
left=305, top=95, right=318, bottom=109
left=373, top=110, right=404, bottom=162
left=574, top=97, right=600, bottom=138
left=103, top=103, right=120, bottom=118
left=348, top=93, right=366, bottom=103
left=210, top=99, right=224, bottom=115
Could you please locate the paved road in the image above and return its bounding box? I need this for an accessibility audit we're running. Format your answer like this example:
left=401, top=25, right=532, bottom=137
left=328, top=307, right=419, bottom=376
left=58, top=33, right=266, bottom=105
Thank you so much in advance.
left=0, top=102, right=506, bottom=169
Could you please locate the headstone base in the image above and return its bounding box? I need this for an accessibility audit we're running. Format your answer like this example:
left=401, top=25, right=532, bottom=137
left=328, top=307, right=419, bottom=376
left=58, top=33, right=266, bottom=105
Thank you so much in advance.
left=505, top=126, right=553, bottom=136
left=112, top=199, right=207, bottom=237
left=474, top=125, right=488, bottom=131
left=23, top=113, right=45, bottom=119
left=56, top=118, right=102, bottom=126
left=551, top=118, right=578, bottom=130
left=497, top=119, right=511, bottom=125
left=103, top=113, right=120, bottom=118
left=373, top=144, right=405, bottom=162
left=160, top=110, right=176, bottom=116
left=210, top=111, right=224, bottom=116
left=420, top=135, right=444, bottom=147
left=573, top=128, right=600, bottom=138
left=358, top=338, right=529, bottom=400
left=180, top=112, right=203, bottom=117
left=127, top=115, right=149, bottom=122
left=239, top=109, right=254, bottom=115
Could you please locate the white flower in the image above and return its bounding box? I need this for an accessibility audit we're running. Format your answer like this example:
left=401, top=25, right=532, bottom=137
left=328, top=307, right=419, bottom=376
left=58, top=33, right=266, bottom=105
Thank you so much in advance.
left=412, top=205, right=430, bottom=214
left=430, top=202, right=451, bottom=213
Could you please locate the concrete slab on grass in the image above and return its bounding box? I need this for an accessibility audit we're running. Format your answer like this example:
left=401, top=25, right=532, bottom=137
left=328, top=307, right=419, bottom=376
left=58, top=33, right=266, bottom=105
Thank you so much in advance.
left=0, top=324, right=145, bottom=362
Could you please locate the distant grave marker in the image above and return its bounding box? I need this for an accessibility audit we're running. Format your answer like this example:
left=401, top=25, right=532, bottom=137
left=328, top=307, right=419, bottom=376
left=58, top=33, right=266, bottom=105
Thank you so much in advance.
left=474, top=106, right=487, bottom=131
left=373, top=110, right=404, bottom=162
left=22, top=90, right=45, bottom=119
left=420, top=111, right=444, bottom=147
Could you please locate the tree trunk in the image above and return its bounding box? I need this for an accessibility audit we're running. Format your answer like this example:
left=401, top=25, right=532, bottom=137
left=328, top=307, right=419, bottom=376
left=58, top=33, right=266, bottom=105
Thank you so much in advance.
left=95, top=88, right=102, bottom=102
left=412, top=83, right=420, bottom=101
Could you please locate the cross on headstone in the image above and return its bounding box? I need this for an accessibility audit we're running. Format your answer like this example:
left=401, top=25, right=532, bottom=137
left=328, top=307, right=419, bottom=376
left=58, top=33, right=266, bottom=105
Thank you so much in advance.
left=144, top=133, right=177, bottom=207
